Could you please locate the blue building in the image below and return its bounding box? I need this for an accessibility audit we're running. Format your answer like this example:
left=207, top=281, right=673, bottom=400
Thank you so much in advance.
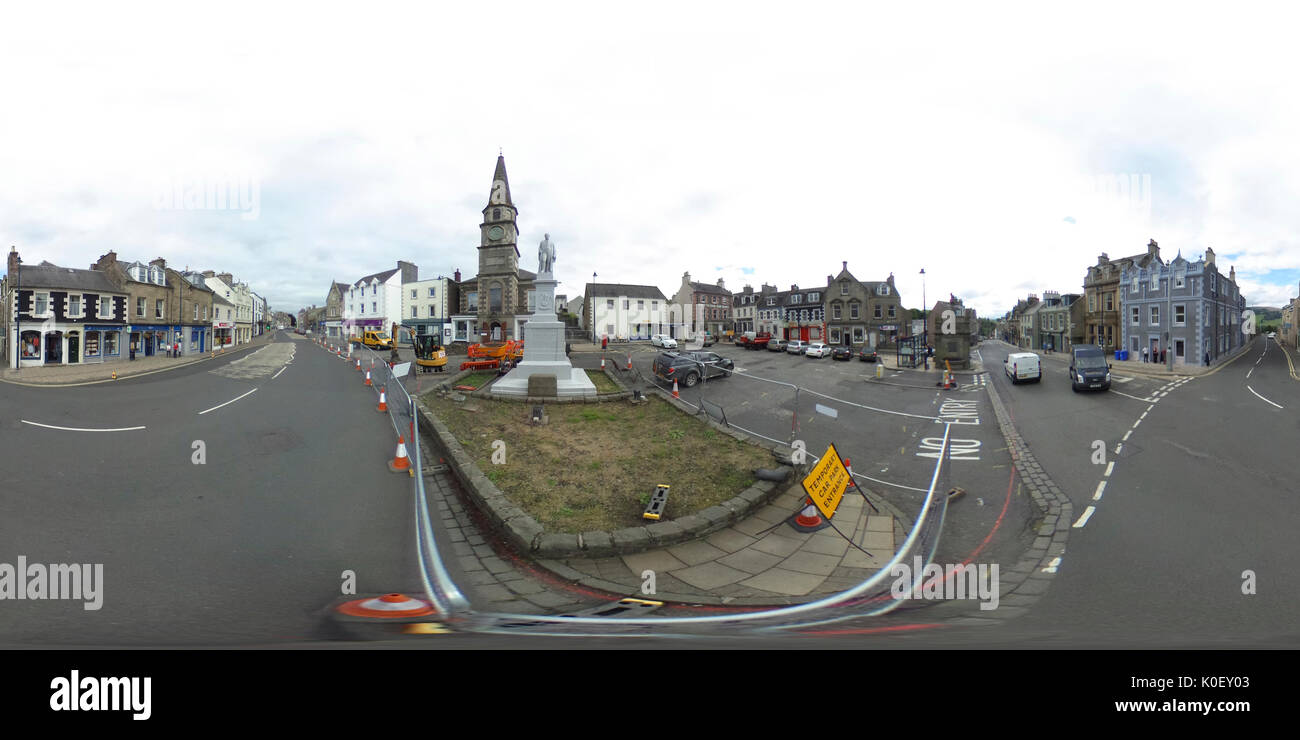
left=1120, top=247, right=1247, bottom=367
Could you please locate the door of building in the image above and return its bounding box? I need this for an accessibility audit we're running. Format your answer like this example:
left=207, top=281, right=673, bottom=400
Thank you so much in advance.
left=44, top=331, right=62, bottom=363
left=67, top=332, right=79, bottom=363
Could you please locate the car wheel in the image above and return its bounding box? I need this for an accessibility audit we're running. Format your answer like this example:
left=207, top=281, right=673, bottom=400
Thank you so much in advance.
left=683, top=372, right=700, bottom=388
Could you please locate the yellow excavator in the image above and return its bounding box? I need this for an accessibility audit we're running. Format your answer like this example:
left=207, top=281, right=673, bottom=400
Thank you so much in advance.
left=392, top=323, right=448, bottom=372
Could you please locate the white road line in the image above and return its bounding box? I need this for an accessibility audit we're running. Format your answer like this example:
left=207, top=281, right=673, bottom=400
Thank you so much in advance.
left=1073, top=506, right=1097, bottom=528
left=20, top=420, right=146, bottom=432
left=1247, top=367, right=1254, bottom=379
left=1139, top=411, right=1148, bottom=420
left=1115, top=443, right=1124, bottom=454
left=198, top=388, right=258, bottom=415
left=1093, top=480, right=1107, bottom=500
left=1246, top=385, right=1284, bottom=409
left=272, top=366, right=287, bottom=379
left=1132, top=418, right=1142, bottom=428
left=1041, top=556, right=1061, bottom=574
left=1109, top=389, right=1155, bottom=402
left=1122, top=430, right=1132, bottom=441
left=1104, top=461, right=1114, bottom=477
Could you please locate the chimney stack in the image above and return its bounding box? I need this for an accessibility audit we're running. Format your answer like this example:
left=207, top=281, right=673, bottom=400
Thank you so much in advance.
left=1205, top=247, right=1215, bottom=267
left=454, top=269, right=461, bottom=283
left=150, top=257, right=166, bottom=270
left=7, top=246, right=18, bottom=277
left=842, top=260, right=847, bottom=272
left=716, top=277, right=725, bottom=290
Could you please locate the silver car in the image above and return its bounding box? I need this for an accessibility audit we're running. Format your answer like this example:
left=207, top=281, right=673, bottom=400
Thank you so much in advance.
left=805, top=342, right=830, bottom=358
left=786, top=340, right=807, bottom=355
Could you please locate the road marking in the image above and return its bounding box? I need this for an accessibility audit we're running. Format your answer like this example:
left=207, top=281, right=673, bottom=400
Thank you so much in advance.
left=272, top=366, right=287, bottom=379
left=1109, top=388, right=1155, bottom=402
left=1246, top=385, right=1284, bottom=409
left=20, top=420, right=146, bottom=432
left=1121, top=430, right=1132, bottom=441
left=1073, top=506, right=1097, bottom=528
left=1104, top=462, right=1114, bottom=477
left=1131, top=418, right=1142, bottom=429
left=1139, top=410, right=1148, bottom=420
left=1111, top=375, right=1135, bottom=383
left=1041, top=556, right=1061, bottom=573
left=1114, top=442, right=1124, bottom=454
left=198, top=388, right=259, bottom=415
left=1246, top=367, right=1254, bottom=380
left=1093, top=481, right=1107, bottom=500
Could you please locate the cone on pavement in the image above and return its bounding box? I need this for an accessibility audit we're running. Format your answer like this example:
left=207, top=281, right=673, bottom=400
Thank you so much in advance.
left=627, top=354, right=633, bottom=370
left=377, top=386, right=388, bottom=412
left=672, top=378, right=680, bottom=398
left=795, top=502, right=823, bottom=528
left=356, top=358, right=362, bottom=371
left=365, top=369, right=372, bottom=386
left=389, top=434, right=411, bottom=473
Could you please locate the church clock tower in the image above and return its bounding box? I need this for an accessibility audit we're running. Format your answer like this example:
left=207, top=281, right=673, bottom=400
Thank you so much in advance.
left=477, top=154, right=521, bottom=340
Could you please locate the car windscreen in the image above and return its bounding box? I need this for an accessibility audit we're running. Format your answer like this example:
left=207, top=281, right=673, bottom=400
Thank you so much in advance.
left=1075, top=354, right=1107, bottom=369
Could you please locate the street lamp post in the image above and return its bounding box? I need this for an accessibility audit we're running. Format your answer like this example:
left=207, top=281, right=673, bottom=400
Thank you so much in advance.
left=919, top=268, right=927, bottom=347
left=13, top=250, right=21, bottom=372
left=591, top=271, right=597, bottom=345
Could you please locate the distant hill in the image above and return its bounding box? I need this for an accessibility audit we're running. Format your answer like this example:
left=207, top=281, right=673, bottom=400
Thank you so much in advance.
left=1248, top=306, right=1282, bottom=320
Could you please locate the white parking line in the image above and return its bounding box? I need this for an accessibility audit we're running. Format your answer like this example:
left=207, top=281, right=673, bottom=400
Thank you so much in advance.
left=272, top=366, right=287, bottom=379
left=1246, top=385, right=1284, bottom=409
left=1093, top=481, right=1107, bottom=500
left=1104, top=461, right=1114, bottom=477
left=1121, top=430, right=1132, bottom=441
left=20, top=420, right=146, bottom=432
left=1073, top=506, right=1097, bottom=528
left=1109, top=389, right=1155, bottom=402
left=198, top=388, right=258, bottom=415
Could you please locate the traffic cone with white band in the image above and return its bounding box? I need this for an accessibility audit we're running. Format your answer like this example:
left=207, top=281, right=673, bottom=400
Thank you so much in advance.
left=672, top=378, right=680, bottom=398
left=377, top=386, right=388, bottom=412
left=365, top=369, right=372, bottom=386
left=389, top=435, right=411, bottom=473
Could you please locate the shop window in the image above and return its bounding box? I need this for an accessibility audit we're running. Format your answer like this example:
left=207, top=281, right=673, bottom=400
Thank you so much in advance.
left=105, top=332, right=118, bottom=355
left=20, top=331, right=40, bottom=358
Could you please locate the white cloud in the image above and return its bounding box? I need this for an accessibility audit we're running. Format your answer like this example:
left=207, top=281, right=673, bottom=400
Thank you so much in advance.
left=2, top=1, right=1299, bottom=315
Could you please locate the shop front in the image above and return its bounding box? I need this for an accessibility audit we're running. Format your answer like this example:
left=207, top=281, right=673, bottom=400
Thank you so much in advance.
left=214, top=320, right=234, bottom=347
left=81, top=325, right=125, bottom=364
left=129, top=324, right=171, bottom=358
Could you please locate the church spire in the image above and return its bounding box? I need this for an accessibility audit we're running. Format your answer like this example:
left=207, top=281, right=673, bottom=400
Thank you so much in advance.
left=489, top=154, right=513, bottom=207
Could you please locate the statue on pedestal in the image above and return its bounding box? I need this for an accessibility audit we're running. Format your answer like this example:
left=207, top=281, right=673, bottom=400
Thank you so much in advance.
left=538, top=233, right=556, bottom=276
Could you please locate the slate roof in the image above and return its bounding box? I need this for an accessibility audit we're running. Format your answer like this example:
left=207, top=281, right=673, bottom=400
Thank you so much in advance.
left=585, top=283, right=668, bottom=301
left=15, top=264, right=123, bottom=293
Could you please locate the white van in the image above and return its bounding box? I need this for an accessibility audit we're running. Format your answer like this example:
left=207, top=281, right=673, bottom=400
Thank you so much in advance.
left=1005, top=352, right=1041, bottom=383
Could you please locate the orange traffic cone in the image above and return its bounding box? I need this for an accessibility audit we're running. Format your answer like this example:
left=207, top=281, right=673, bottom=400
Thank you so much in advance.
left=389, top=435, right=411, bottom=473
left=365, top=369, right=372, bottom=386
left=377, top=386, right=388, bottom=412
left=672, top=378, right=680, bottom=398
left=355, top=358, right=362, bottom=371
left=336, top=593, right=436, bottom=619
left=626, top=354, right=633, bottom=370
left=601, top=357, right=606, bottom=370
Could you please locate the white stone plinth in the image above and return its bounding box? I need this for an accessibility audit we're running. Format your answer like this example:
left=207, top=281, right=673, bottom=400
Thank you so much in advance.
left=490, top=276, right=597, bottom=398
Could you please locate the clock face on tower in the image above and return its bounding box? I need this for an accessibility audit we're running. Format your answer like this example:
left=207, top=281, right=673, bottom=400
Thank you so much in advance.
left=488, top=226, right=504, bottom=241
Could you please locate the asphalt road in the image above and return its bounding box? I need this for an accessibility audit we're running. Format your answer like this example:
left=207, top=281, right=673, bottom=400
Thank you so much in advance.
left=0, top=332, right=421, bottom=645
left=966, top=338, right=1300, bottom=646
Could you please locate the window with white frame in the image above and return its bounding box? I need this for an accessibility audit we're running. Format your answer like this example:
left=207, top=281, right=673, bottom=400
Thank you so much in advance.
left=68, top=295, right=81, bottom=317
left=888, top=306, right=896, bottom=318
left=1131, top=306, right=1139, bottom=325
left=428, top=287, right=436, bottom=298
left=1132, top=275, right=1139, bottom=293
left=841, top=283, right=849, bottom=295
left=1150, top=305, right=1160, bottom=325
left=100, top=297, right=112, bottom=317
left=833, top=304, right=842, bottom=319
left=411, top=290, right=417, bottom=299
left=874, top=305, right=882, bottom=319
left=1174, top=304, right=1186, bottom=325
left=412, top=307, right=418, bottom=318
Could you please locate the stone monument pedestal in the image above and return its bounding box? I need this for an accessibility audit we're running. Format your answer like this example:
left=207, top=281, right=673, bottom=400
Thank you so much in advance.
left=491, top=277, right=597, bottom=399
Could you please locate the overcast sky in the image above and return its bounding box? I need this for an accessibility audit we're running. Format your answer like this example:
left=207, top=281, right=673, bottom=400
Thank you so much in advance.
left=3, top=1, right=1298, bottom=318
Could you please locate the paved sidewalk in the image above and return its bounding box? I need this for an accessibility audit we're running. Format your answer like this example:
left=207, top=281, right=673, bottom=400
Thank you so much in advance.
left=416, top=416, right=906, bottom=611
left=1, top=333, right=275, bottom=386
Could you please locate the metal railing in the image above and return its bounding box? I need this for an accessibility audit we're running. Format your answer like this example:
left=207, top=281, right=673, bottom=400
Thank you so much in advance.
left=349, top=341, right=471, bottom=617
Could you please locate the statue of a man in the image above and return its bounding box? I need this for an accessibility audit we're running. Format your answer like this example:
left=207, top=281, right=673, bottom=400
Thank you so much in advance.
left=538, top=233, right=556, bottom=275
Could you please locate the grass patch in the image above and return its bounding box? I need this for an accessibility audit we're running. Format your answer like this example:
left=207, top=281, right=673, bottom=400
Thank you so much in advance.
left=456, top=371, right=498, bottom=389
left=585, top=369, right=621, bottom=394
left=423, top=393, right=772, bottom=533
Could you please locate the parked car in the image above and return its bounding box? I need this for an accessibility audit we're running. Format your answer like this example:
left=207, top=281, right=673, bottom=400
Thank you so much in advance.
left=700, top=333, right=716, bottom=347
left=652, top=350, right=734, bottom=387
left=786, top=340, right=808, bottom=355
left=831, top=346, right=853, bottom=361
left=1068, top=345, right=1111, bottom=392
left=858, top=345, right=878, bottom=362
left=1005, top=352, right=1042, bottom=383
left=767, top=338, right=788, bottom=352
left=805, top=342, right=831, bottom=358
left=651, top=334, right=678, bottom=349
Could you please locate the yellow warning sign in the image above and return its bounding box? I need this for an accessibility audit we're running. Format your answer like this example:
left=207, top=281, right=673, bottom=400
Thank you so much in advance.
left=801, top=443, right=851, bottom=519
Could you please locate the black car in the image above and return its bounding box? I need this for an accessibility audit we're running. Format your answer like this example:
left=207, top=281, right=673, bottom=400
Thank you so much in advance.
left=858, top=345, right=878, bottom=362
left=831, top=346, right=853, bottom=361
left=652, top=350, right=734, bottom=387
